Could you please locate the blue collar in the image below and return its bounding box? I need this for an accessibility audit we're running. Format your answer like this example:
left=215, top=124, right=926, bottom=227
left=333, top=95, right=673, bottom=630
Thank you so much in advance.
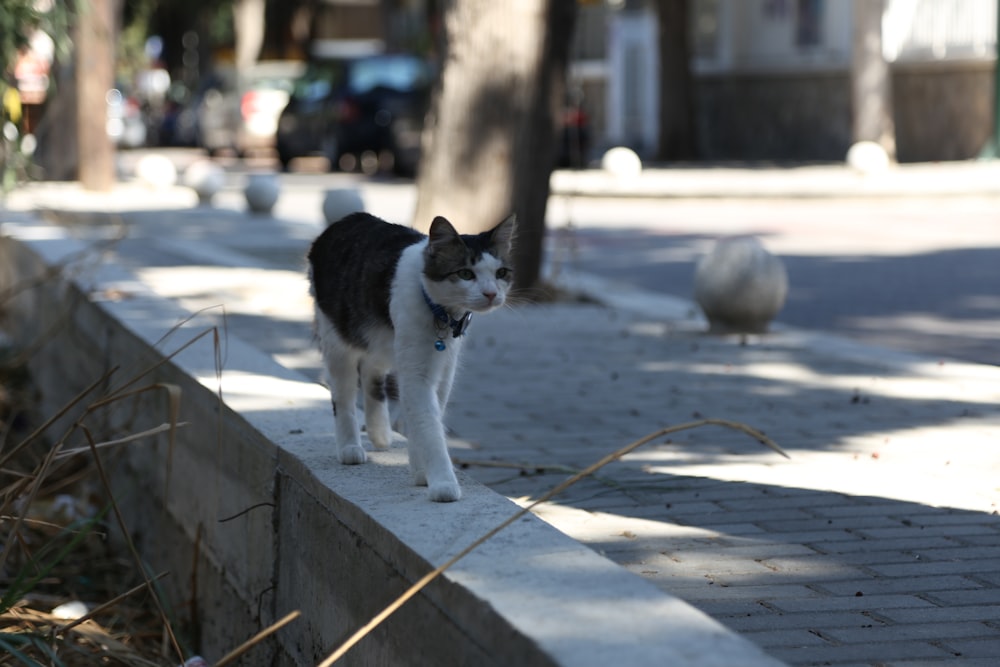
left=422, top=288, right=472, bottom=340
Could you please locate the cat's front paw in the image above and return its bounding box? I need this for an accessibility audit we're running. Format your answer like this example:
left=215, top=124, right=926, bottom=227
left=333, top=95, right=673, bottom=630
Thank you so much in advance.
left=428, top=481, right=461, bottom=503
left=338, top=444, right=367, bottom=465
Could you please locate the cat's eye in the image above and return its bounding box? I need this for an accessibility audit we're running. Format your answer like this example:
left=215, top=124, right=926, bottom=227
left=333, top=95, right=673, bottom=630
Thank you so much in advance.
left=496, top=267, right=511, bottom=280
left=455, top=268, right=476, bottom=281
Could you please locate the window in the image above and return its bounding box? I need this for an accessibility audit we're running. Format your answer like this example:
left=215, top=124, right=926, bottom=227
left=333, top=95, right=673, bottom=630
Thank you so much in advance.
left=796, top=0, right=824, bottom=47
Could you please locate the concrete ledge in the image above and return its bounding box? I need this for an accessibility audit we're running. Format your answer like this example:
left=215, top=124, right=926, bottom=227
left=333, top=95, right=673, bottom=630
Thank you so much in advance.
left=0, top=218, right=785, bottom=666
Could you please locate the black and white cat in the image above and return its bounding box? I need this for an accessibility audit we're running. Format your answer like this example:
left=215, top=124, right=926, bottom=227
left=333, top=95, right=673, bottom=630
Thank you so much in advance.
left=308, top=212, right=516, bottom=502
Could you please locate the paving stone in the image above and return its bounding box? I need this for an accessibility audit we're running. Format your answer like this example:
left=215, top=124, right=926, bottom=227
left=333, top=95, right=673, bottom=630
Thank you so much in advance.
left=866, top=558, right=1000, bottom=578
left=958, top=533, right=1000, bottom=547
left=886, top=511, right=1000, bottom=528
left=661, top=507, right=820, bottom=526
left=807, top=535, right=961, bottom=554
left=766, top=639, right=953, bottom=664
left=668, top=582, right=826, bottom=603
left=855, top=523, right=1000, bottom=540
left=810, top=501, right=932, bottom=518
left=910, top=545, right=1000, bottom=564
left=754, top=515, right=912, bottom=533
left=876, top=604, right=1000, bottom=625
left=825, top=549, right=931, bottom=566
left=921, top=589, right=1000, bottom=606
left=716, top=610, right=877, bottom=633
left=822, top=621, right=996, bottom=644
left=891, top=659, right=999, bottom=667
left=672, top=542, right=823, bottom=561
left=737, top=628, right=831, bottom=649
left=693, top=598, right=776, bottom=617
left=765, top=593, right=935, bottom=614
left=816, top=575, right=985, bottom=597
left=941, top=636, right=1000, bottom=659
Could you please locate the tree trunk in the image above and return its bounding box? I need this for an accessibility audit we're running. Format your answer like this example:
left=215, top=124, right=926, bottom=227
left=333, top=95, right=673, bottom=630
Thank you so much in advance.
left=76, top=0, right=116, bottom=190
left=851, top=0, right=896, bottom=158
left=655, top=0, right=697, bottom=161
left=413, top=0, right=577, bottom=292
left=33, top=60, right=78, bottom=182
left=234, top=0, right=266, bottom=73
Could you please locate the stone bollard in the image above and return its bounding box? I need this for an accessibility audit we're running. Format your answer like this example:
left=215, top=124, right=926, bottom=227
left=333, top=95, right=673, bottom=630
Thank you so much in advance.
left=693, top=236, right=788, bottom=334
left=244, top=172, right=280, bottom=214
left=846, top=141, right=890, bottom=175
left=135, top=154, right=177, bottom=190
left=183, top=159, right=226, bottom=205
left=322, top=188, right=365, bottom=225
left=601, top=146, right=642, bottom=180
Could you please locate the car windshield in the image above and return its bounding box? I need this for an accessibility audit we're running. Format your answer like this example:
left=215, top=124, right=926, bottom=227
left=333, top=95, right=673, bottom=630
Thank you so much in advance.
left=290, top=56, right=429, bottom=101
left=290, top=61, right=349, bottom=101
left=347, top=57, right=429, bottom=95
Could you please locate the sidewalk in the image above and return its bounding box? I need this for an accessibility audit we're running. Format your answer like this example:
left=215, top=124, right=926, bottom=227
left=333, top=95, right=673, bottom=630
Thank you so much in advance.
left=4, top=171, right=1000, bottom=665
left=550, top=159, right=1000, bottom=199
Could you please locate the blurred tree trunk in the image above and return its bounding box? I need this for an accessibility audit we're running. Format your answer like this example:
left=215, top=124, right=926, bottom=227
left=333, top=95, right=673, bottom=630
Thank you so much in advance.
left=851, top=0, right=896, bottom=158
left=33, top=61, right=77, bottom=181
left=413, top=0, right=577, bottom=293
left=76, top=0, right=116, bottom=190
left=655, top=0, right=697, bottom=161
left=234, top=0, right=265, bottom=72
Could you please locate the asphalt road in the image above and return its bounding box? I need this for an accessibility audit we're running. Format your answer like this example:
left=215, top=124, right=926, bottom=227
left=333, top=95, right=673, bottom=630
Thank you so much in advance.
left=545, top=194, right=1000, bottom=366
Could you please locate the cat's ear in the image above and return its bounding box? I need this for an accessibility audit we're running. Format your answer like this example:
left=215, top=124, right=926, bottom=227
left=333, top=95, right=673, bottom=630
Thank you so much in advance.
left=428, top=216, right=461, bottom=246
left=490, top=214, right=517, bottom=258
left=425, top=216, right=465, bottom=268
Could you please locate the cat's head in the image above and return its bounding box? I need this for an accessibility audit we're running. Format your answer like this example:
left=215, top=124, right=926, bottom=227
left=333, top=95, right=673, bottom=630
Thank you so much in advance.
left=422, top=214, right=517, bottom=314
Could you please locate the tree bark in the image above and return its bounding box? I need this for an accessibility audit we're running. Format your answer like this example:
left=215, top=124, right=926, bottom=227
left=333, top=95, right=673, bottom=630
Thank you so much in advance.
left=655, top=0, right=698, bottom=161
left=413, top=0, right=577, bottom=292
left=851, top=0, right=896, bottom=158
left=76, top=0, right=116, bottom=190
left=234, top=0, right=266, bottom=73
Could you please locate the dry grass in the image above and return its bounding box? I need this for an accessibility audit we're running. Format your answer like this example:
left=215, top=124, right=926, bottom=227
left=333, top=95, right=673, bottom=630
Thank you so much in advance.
left=0, top=343, right=185, bottom=666
left=0, top=264, right=309, bottom=666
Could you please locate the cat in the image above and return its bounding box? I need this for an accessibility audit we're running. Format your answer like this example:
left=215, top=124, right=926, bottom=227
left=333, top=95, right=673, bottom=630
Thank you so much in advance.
left=308, top=212, right=516, bottom=502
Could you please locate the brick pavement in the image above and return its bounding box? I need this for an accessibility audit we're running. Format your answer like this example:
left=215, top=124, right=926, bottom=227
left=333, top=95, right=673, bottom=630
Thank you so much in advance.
left=440, top=305, right=1000, bottom=667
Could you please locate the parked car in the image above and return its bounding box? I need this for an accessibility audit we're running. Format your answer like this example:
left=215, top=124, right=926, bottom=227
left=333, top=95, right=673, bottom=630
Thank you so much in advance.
left=197, top=60, right=305, bottom=156
left=275, top=54, right=433, bottom=175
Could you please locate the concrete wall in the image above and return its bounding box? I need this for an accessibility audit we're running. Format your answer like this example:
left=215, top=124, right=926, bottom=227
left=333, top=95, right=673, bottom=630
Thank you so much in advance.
left=891, top=60, right=995, bottom=163
left=697, top=70, right=853, bottom=162
left=696, top=61, right=993, bottom=163
left=0, top=219, right=786, bottom=666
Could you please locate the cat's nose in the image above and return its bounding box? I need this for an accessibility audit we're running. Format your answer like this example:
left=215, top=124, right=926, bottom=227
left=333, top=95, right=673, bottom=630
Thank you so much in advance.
left=483, top=291, right=497, bottom=303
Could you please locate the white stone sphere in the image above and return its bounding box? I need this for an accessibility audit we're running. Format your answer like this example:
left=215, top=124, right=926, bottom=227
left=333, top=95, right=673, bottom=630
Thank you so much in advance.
left=322, top=188, right=365, bottom=225
left=694, top=236, right=788, bottom=334
left=183, top=159, right=226, bottom=204
left=601, top=146, right=642, bottom=179
left=244, top=172, right=280, bottom=214
left=135, top=154, right=177, bottom=190
left=846, top=141, right=890, bottom=175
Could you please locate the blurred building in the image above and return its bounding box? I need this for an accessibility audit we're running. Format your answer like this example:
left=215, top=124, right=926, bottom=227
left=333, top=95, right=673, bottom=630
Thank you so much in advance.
left=572, top=0, right=998, bottom=163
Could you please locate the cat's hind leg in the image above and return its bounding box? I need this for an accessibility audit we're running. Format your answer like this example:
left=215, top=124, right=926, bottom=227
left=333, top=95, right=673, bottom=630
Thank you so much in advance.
left=316, top=312, right=366, bottom=464
left=361, top=368, right=395, bottom=451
